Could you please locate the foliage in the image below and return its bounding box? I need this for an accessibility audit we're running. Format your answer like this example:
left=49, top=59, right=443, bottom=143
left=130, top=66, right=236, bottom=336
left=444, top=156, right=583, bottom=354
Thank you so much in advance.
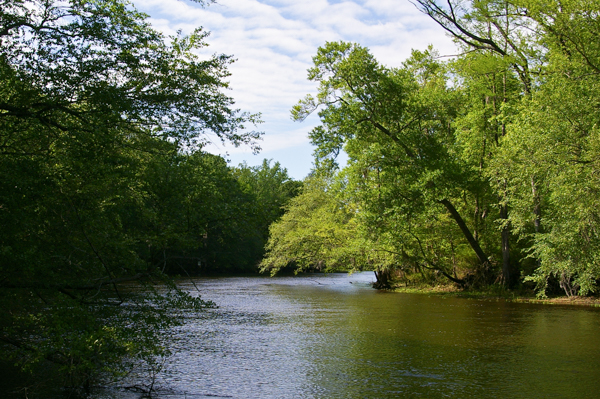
left=0, top=0, right=264, bottom=393
left=133, top=149, right=263, bottom=274
left=261, top=173, right=384, bottom=275
left=290, top=42, right=498, bottom=287
left=233, top=159, right=303, bottom=266
left=491, top=0, right=600, bottom=296
left=275, top=0, right=600, bottom=296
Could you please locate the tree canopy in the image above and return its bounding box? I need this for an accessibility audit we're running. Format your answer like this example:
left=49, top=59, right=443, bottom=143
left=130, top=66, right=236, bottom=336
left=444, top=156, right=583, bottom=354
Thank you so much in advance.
left=0, top=0, right=274, bottom=393
left=264, top=0, right=600, bottom=297
left=4, top=0, right=600, bottom=394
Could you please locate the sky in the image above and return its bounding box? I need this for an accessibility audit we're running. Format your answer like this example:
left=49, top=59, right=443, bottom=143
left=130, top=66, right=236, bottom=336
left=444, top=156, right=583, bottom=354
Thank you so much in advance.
left=133, top=0, right=457, bottom=180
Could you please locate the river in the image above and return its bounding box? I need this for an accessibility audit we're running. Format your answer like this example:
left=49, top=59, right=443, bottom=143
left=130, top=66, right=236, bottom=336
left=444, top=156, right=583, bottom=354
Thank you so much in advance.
left=88, top=271, right=600, bottom=399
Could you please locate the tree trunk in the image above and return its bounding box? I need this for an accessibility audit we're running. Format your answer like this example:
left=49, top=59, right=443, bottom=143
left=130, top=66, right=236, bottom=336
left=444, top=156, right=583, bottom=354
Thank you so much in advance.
left=373, top=268, right=392, bottom=289
left=438, top=198, right=489, bottom=267
left=500, top=203, right=510, bottom=285
left=532, top=176, right=541, bottom=234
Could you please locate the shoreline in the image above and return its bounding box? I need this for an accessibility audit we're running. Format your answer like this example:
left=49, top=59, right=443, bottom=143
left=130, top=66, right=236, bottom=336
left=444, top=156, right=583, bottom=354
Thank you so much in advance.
left=392, top=284, right=600, bottom=308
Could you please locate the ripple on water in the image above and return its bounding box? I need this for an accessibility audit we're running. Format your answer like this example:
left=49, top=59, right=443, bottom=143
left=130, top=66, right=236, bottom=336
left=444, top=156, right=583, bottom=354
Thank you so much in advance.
left=101, top=272, right=600, bottom=399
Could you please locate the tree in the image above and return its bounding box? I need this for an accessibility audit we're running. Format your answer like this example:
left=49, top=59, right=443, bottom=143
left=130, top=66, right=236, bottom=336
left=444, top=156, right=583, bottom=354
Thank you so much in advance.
left=412, top=0, right=547, bottom=285
left=234, top=159, right=302, bottom=252
left=490, top=0, right=600, bottom=296
left=411, top=0, right=538, bottom=94
left=413, top=0, right=600, bottom=295
left=0, top=0, right=261, bottom=393
left=0, top=0, right=261, bottom=156
left=450, top=49, right=524, bottom=285
left=133, top=150, right=258, bottom=274
left=293, top=42, right=500, bottom=287
left=260, top=173, right=381, bottom=277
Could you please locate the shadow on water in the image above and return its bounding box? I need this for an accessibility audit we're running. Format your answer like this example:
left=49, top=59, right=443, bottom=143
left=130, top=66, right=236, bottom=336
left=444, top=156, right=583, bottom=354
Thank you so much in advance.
left=5, top=272, right=600, bottom=398
left=133, top=272, right=600, bottom=399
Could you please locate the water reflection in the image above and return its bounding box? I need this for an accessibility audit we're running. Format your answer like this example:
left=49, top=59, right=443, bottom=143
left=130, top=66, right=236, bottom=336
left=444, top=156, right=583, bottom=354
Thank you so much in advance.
left=97, top=272, right=599, bottom=399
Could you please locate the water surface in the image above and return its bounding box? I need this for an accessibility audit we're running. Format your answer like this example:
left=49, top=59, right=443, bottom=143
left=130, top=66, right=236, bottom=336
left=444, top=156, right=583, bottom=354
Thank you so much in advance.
left=103, top=272, right=600, bottom=398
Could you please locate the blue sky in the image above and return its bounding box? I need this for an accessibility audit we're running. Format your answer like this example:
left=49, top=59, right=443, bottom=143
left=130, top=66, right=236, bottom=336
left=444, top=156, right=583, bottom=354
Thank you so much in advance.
left=133, top=0, right=456, bottom=180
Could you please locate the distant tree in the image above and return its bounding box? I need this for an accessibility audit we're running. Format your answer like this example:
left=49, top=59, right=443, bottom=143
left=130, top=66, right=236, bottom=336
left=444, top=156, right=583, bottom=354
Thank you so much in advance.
left=133, top=150, right=256, bottom=274
left=234, top=159, right=302, bottom=245
left=261, top=173, right=370, bottom=275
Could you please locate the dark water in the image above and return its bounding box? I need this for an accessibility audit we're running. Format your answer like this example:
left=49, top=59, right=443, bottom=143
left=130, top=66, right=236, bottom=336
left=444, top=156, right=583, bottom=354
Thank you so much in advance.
left=91, top=272, right=600, bottom=399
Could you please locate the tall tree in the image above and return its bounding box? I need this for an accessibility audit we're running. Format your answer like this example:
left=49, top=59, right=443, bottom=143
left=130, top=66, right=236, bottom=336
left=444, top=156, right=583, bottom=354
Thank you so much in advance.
left=293, top=42, right=500, bottom=286
left=412, top=0, right=545, bottom=284
left=0, top=0, right=261, bottom=392
left=414, top=0, right=600, bottom=295
left=491, top=0, right=600, bottom=296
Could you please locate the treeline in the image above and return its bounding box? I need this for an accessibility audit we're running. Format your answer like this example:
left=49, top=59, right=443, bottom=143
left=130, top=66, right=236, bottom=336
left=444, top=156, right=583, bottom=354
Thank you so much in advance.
left=2, top=136, right=298, bottom=279
left=0, top=0, right=299, bottom=394
left=262, top=0, right=600, bottom=297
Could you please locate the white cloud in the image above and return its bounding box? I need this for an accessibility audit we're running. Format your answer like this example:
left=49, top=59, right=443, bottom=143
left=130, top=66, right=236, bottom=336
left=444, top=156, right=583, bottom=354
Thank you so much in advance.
left=133, top=0, right=456, bottom=179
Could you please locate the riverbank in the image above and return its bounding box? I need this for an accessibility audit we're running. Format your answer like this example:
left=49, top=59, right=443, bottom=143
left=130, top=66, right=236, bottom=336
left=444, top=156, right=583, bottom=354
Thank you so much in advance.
left=392, top=284, right=600, bottom=307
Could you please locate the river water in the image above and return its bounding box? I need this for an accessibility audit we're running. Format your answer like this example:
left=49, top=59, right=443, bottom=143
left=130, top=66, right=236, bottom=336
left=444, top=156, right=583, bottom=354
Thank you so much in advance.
left=100, top=272, right=599, bottom=398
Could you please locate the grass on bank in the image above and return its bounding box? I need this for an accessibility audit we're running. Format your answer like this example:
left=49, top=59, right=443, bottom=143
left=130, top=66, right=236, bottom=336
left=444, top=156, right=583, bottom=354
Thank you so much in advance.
left=391, top=282, right=600, bottom=308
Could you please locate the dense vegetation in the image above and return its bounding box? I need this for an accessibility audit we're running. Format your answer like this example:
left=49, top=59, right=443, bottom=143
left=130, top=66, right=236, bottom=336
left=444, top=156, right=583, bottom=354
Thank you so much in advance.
left=3, top=0, right=600, bottom=395
left=262, top=0, right=600, bottom=297
left=0, top=0, right=298, bottom=394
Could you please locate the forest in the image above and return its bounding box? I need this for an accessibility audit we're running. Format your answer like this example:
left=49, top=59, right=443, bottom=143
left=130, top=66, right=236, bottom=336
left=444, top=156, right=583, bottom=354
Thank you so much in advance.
left=0, top=0, right=300, bottom=392
left=1, top=0, right=600, bottom=396
left=263, top=0, right=600, bottom=297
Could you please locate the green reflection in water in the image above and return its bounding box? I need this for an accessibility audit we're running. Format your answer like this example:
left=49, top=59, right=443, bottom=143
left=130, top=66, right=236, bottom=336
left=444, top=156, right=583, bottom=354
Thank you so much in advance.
left=271, top=281, right=600, bottom=399
left=4, top=273, right=599, bottom=399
